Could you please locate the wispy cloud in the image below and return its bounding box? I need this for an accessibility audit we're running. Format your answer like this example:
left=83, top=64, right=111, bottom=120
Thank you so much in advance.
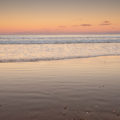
left=72, top=24, right=92, bottom=27
left=100, top=21, right=112, bottom=26
left=81, top=24, right=92, bottom=27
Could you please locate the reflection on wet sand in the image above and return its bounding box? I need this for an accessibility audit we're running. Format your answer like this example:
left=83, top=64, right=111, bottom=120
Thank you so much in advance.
left=0, top=56, right=120, bottom=120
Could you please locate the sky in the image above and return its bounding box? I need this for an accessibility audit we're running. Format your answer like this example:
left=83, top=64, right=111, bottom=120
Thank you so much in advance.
left=0, top=0, right=120, bottom=34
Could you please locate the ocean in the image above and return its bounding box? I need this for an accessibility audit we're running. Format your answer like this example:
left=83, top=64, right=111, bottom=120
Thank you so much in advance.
left=0, top=34, right=120, bottom=62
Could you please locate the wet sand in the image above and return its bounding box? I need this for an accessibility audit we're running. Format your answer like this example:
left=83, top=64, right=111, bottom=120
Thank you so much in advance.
left=0, top=56, right=120, bottom=120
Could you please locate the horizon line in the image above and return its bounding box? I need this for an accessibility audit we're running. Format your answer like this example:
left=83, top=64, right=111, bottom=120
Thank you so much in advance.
left=0, top=32, right=120, bottom=35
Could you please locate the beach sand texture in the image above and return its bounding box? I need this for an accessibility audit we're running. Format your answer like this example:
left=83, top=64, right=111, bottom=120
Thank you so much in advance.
left=0, top=56, right=120, bottom=120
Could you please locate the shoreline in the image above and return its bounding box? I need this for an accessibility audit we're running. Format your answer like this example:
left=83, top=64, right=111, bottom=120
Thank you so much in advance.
left=0, top=55, right=120, bottom=63
left=0, top=55, right=120, bottom=120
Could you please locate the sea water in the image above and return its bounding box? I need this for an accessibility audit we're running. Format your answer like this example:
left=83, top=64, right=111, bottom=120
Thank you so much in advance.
left=0, top=34, right=120, bottom=62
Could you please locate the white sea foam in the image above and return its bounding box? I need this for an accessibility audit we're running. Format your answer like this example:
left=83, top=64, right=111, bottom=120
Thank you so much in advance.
left=0, top=35, right=120, bottom=62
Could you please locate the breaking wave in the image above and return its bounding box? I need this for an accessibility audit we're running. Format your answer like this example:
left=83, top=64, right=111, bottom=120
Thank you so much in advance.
left=0, top=35, right=120, bottom=63
left=0, top=54, right=120, bottom=63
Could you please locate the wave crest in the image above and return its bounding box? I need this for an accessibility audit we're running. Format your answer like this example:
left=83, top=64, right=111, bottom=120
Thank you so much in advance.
left=0, top=54, right=120, bottom=63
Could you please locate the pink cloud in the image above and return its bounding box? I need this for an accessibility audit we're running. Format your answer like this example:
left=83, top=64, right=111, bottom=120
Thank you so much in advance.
left=100, top=21, right=112, bottom=26
left=81, top=24, right=92, bottom=26
left=72, top=24, right=92, bottom=27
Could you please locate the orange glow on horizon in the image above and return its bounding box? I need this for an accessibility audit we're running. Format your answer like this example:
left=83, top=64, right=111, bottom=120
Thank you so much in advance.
left=0, top=0, right=120, bottom=34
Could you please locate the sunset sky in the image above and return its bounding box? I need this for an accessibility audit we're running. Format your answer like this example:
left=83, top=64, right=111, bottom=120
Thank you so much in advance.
left=0, top=0, right=120, bottom=34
